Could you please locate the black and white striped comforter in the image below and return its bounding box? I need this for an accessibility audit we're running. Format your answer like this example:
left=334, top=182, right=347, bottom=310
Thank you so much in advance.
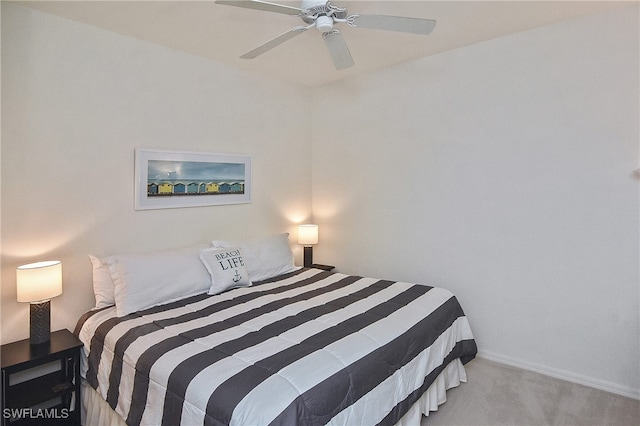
left=76, top=268, right=477, bottom=426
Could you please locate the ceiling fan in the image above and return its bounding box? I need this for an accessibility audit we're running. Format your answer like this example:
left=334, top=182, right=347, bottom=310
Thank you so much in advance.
left=215, top=0, right=436, bottom=70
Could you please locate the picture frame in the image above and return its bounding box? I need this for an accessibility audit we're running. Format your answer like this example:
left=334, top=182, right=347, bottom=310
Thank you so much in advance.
left=134, top=148, right=251, bottom=210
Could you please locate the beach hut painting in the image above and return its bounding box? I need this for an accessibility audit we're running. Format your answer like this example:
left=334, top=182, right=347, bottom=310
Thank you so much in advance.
left=135, top=148, right=251, bottom=210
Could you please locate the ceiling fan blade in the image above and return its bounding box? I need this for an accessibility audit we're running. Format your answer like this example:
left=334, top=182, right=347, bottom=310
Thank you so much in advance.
left=349, top=14, right=436, bottom=35
left=241, top=26, right=309, bottom=59
left=215, top=0, right=304, bottom=16
left=323, top=29, right=354, bottom=70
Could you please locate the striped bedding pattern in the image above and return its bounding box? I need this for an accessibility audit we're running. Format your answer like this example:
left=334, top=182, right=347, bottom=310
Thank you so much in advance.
left=75, top=268, right=477, bottom=426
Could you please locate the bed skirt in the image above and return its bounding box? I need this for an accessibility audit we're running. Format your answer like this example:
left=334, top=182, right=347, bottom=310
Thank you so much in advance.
left=81, top=358, right=467, bottom=426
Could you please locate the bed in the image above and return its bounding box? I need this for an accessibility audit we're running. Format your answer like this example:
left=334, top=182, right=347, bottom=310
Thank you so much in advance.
left=76, top=234, right=477, bottom=425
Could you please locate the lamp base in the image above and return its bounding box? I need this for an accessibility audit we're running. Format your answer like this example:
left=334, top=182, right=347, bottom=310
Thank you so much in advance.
left=29, top=301, right=51, bottom=345
left=303, top=246, right=313, bottom=268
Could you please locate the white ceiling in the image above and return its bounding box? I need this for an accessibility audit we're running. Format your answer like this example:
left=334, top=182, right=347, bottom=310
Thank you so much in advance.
left=12, top=0, right=634, bottom=87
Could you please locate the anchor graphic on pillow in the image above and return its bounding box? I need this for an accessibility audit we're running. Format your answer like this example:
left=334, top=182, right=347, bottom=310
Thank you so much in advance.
left=233, top=269, right=241, bottom=283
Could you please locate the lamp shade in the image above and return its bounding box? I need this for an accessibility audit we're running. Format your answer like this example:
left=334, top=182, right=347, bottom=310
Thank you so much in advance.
left=298, top=224, right=319, bottom=245
left=17, top=260, right=63, bottom=303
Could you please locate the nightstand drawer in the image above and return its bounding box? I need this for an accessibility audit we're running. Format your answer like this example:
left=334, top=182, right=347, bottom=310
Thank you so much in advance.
left=7, top=370, right=73, bottom=409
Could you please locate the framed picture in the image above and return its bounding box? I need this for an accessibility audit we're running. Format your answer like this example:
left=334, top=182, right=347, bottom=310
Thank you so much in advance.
left=134, top=148, right=251, bottom=210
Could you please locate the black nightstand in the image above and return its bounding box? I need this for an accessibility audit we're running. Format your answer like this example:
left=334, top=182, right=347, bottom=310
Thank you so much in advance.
left=1, top=329, right=82, bottom=425
left=311, top=264, right=335, bottom=271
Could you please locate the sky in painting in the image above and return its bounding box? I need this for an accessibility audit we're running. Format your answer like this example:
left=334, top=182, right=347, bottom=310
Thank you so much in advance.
left=148, top=160, right=245, bottom=181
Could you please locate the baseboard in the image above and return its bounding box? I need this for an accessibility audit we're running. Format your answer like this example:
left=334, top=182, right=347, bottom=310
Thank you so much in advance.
left=477, top=350, right=640, bottom=400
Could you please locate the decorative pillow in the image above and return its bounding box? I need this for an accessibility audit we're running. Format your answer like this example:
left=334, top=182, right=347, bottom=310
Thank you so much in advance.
left=108, top=244, right=211, bottom=317
left=212, top=233, right=297, bottom=282
left=89, top=255, right=115, bottom=309
left=200, top=247, right=251, bottom=295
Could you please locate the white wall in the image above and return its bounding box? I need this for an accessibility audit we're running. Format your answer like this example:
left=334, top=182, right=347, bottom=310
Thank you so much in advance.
left=1, top=4, right=313, bottom=344
left=312, top=6, right=639, bottom=398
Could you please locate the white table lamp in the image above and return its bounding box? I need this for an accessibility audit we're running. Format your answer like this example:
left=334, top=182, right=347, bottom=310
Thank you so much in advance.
left=17, top=260, right=63, bottom=345
left=298, top=224, right=319, bottom=267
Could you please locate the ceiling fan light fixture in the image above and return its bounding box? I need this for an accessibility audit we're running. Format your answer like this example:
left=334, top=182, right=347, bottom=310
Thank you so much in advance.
left=315, top=15, right=333, bottom=33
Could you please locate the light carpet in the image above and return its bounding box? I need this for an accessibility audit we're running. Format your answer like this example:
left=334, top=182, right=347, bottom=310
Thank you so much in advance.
left=422, top=358, right=639, bottom=426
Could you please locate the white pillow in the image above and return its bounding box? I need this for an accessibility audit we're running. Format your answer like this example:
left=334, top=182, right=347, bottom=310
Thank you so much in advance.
left=108, top=244, right=210, bottom=317
left=89, top=255, right=115, bottom=309
left=212, top=233, right=297, bottom=282
left=200, top=247, right=252, bottom=295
